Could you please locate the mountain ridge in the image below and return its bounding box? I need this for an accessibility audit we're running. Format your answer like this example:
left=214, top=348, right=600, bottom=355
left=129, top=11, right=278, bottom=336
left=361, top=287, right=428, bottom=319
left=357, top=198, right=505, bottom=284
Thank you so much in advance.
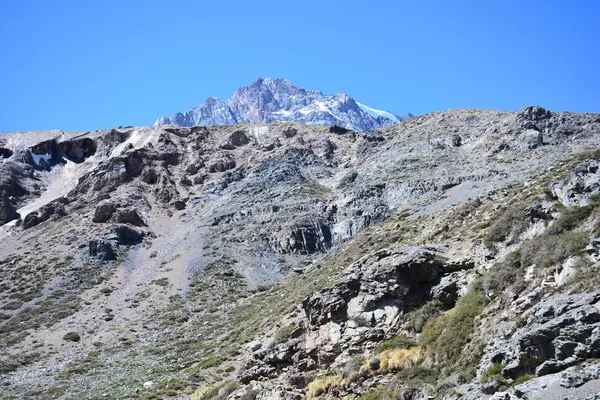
left=2, top=107, right=600, bottom=399
left=154, top=78, right=412, bottom=131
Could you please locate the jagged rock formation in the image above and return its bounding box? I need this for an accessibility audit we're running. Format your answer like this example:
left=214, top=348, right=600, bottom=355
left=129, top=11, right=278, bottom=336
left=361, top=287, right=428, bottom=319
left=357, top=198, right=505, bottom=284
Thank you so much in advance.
left=154, top=78, right=412, bottom=132
left=2, top=107, right=600, bottom=400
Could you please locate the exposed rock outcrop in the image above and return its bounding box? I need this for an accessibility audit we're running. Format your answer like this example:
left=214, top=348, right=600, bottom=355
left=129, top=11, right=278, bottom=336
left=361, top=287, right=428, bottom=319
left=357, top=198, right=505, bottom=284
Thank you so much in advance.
left=551, top=159, right=600, bottom=207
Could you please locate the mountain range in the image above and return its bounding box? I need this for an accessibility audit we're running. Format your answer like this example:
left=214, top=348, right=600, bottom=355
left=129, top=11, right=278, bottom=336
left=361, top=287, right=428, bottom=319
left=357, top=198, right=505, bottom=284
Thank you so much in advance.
left=154, top=78, right=412, bottom=131
left=2, top=105, right=600, bottom=399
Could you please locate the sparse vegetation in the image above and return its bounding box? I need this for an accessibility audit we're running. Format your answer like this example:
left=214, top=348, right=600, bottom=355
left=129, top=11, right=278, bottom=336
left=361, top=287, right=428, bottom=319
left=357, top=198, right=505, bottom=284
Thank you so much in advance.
left=271, top=323, right=296, bottom=347
left=520, top=230, right=588, bottom=270
left=480, top=362, right=506, bottom=383
left=512, top=373, right=535, bottom=386
left=357, top=386, right=387, bottom=400
left=420, top=284, right=487, bottom=364
left=374, top=334, right=417, bottom=353
left=306, top=347, right=423, bottom=398
left=484, top=205, right=530, bottom=246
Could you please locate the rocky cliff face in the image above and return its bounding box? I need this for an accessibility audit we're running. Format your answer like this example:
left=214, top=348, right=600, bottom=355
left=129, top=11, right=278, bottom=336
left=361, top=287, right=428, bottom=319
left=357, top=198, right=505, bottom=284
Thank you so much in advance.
left=1, top=107, right=600, bottom=400
left=154, top=78, right=412, bottom=132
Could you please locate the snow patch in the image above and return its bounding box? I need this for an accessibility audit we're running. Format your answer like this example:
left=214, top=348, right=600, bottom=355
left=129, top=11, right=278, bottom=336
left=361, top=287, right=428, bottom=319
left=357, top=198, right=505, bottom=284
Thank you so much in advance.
left=30, top=151, right=53, bottom=167
left=356, top=102, right=400, bottom=123
left=252, top=126, right=269, bottom=145
left=110, top=129, right=158, bottom=157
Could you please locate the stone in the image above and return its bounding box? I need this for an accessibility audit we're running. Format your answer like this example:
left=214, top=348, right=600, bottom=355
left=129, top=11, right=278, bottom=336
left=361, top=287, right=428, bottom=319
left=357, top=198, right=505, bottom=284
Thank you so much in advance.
left=221, top=130, right=250, bottom=149
left=247, top=340, right=262, bottom=352
left=430, top=270, right=472, bottom=307
left=89, top=240, right=117, bottom=261
left=63, top=332, right=81, bottom=342
left=0, top=191, right=18, bottom=226
left=517, top=105, right=552, bottom=121
left=114, top=208, right=146, bottom=226
left=208, top=154, right=236, bottom=173
left=329, top=125, right=350, bottom=134
left=108, top=225, right=145, bottom=246
left=93, top=202, right=116, bottom=223
left=270, top=219, right=333, bottom=254
left=22, top=199, right=68, bottom=229
left=498, top=292, right=600, bottom=379
left=551, top=159, right=600, bottom=207
left=555, top=257, right=583, bottom=287
left=303, top=246, right=444, bottom=331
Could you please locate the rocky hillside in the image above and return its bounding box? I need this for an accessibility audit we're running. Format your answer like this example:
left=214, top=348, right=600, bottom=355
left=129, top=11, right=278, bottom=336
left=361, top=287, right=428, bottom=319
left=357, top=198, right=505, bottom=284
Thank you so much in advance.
left=1, top=107, right=600, bottom=400
left=154, top=78, right=412, bottom=132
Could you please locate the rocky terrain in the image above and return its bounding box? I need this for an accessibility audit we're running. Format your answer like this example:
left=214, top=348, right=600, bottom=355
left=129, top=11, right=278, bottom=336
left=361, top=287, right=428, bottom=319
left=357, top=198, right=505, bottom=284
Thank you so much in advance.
left=154, top=78, right=412, bottom=132
left=1, top=106, right=600, bottom=399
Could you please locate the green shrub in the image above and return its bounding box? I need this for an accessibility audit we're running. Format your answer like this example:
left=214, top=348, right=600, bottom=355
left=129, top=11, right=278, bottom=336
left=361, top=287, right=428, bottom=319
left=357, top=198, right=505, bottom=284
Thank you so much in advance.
left=484, top=251, right=523, bottom=294
left=239, top=390, right=259, bottom=400
left=407, top=300, right=444, bottom=333
left=480, top=362, right=506, bottom=383
left=420, top=285, right=487, bottom=363
left=520, top=231, right=588, bottom=270
left=271, top=324, right=296, bottom=347
left=548, top=203, right=597, bottom=235
left=485, top=206, right=529, bottom=245
left=358, top=386, right=387, bottom=400
left=513, top=373, right=535, bottom=386
left=374, top=334, right=417, bottom=354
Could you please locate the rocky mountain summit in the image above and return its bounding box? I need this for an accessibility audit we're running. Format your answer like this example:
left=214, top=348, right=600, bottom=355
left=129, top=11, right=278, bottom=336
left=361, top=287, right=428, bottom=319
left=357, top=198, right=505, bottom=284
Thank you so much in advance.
left=154, top=78, right=412, bottom=132
left=2, top=107, right=600, bottom=399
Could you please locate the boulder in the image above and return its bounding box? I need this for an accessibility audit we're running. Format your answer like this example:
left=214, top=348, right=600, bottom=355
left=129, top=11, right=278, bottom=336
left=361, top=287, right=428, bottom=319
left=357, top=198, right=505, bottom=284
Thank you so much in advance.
left=208, top=154, right=236, bottom=173
left=107, top=225, right=145, bottom=246
left=517, top=106, right=552, bottom=121
left=430, top=269, right=472, bottom=307
left=270, top=219, right=333, bottom=255
left=92, top=201, right=116, bottom=223
left=89, top=240, right=116, bottom=261
left=114, top=208, right=146, bottom=226
left=22, top=199, right=68, bottom=230
left=63, top=332, right=81, bottom=342
left=303, top=246, right=445, bottom=327
left=282, top=126, right=298, bottom=138
left=551, top=159, right=600, bottom=207
left=220, top=130, right=251, bottom=149
left=329, top=125, right=350, bottom=134
left=489, top=292, right=600, bottom=379
left=0, top=191, right=18, bottom=226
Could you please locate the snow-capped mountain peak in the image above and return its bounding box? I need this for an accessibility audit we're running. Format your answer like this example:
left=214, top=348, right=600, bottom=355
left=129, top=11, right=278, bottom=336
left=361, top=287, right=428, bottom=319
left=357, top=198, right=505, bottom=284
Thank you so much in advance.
left=154, top=78, right=411, bottom=132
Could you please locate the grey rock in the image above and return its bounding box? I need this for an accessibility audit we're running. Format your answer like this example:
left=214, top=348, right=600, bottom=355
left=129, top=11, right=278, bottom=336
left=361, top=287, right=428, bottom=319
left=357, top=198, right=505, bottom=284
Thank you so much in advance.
left=551, top=159, right=600, bottom=207
left=22, top=198, right=67, bottom=229
left=63, top=332, right=81, bottom=342
left=92, top=201, right=116, bottom=223
left=497, top=292, right=600, bottom=379
left=89, top=240, right=116, bottom=261
left=114, top=208, right=146, bottom=226
left=107, top=225, right=145, bottom=246
left=270, top=219, right=333, bottom=255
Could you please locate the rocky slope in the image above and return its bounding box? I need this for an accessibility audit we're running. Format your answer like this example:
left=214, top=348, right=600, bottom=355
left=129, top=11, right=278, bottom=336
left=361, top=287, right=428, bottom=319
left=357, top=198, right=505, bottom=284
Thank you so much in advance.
left=154, top=78, right=412, bottom=132
left=1, top=107, right=600, bottom=399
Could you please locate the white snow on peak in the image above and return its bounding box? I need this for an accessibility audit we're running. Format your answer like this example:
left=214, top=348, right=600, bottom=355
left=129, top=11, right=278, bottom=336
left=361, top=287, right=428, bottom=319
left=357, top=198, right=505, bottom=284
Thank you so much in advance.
left=356, top=102, right=401, bottom=123
left=154, top=78, right=411, bottom=132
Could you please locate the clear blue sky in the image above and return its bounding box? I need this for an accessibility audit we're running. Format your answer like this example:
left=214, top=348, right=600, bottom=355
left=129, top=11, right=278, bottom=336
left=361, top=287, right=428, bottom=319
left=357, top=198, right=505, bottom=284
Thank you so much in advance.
left=1, top=0, right=598, bottom=133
